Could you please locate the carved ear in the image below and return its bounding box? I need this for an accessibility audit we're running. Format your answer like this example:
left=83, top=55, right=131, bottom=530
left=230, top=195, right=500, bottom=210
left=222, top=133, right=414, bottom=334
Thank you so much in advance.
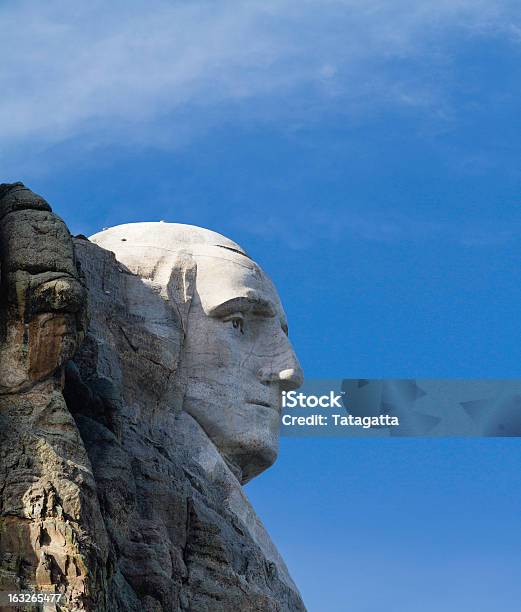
left=162, top=251, right=197, bottom=335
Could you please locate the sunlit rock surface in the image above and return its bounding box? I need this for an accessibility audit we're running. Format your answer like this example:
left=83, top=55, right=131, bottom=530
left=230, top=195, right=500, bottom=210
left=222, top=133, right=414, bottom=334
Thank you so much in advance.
left=0, top=185, right=305, bottom=611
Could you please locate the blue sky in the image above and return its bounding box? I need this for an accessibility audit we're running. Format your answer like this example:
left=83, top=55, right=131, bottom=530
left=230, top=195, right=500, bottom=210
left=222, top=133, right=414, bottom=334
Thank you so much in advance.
left=3, top=1, right=521, bottom=610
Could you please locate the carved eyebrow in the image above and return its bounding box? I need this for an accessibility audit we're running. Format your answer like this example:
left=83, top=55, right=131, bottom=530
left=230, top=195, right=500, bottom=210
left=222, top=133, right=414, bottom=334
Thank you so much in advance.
left=209, top=294, right=276, bottom=318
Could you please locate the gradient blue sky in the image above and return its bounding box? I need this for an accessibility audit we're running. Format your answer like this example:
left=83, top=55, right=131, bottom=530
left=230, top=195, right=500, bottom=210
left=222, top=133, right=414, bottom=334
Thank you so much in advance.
left=3, top=1, right=521, bottom=610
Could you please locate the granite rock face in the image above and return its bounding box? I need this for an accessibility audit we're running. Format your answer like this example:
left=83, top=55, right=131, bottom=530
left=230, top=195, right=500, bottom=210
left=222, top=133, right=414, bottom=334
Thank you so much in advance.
left=0, top=183, right=108, bottom=610
left=0, top=185, right=306, bottom=611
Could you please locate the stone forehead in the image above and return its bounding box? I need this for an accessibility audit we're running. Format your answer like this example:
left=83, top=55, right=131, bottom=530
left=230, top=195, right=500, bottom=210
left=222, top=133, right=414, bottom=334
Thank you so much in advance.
left=90, top=222, right=248, bottom=256
left=89, top=221, right=282, bottom=316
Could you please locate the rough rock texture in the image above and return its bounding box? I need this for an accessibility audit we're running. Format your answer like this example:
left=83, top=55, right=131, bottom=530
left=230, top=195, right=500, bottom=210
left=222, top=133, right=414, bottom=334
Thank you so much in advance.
left=0, top=185, right=305, bottom=611
left=0, top=184, right=108, bottom=610
left=88, top=222, right=304, bottom=486
left=65, top=237, right=305, bottom=611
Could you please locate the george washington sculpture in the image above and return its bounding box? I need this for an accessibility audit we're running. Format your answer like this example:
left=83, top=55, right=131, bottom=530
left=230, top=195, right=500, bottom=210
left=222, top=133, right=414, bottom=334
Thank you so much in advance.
left=0, top=184, right=306, bottom=611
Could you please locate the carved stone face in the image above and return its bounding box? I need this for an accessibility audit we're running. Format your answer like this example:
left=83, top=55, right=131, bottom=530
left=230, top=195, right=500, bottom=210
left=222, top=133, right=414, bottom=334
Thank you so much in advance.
left=90, top=223, right=303, bottom=483
left=179, top=247, right=303, bottom=483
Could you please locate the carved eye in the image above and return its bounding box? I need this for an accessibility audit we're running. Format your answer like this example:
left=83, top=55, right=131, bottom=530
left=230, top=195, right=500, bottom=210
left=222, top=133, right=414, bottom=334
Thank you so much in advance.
left=231, top=316, right=245, bottom=334
left=222, top=313, right=245, bottom=333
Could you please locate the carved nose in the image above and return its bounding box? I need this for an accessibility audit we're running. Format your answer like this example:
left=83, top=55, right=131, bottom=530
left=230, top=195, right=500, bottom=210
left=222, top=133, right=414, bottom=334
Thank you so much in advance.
left=277, top=367, right=304, bottom=391
left=257, top=363, right=304, bottom=391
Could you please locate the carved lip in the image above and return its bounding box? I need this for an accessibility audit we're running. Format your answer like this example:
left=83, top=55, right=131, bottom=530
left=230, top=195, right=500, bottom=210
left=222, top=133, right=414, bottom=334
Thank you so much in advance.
left=247, top=399, right=279, bottom=412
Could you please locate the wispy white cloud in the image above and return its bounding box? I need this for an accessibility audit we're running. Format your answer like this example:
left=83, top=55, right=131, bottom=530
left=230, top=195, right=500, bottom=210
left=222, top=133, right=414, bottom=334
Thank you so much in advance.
left=241, top=207, right=518, bottom=250
left=0, top=0, right=518, bottom=157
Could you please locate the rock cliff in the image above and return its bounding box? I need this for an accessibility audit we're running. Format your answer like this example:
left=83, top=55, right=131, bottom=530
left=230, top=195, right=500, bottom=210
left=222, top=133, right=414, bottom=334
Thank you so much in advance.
left=0, top=183, right=108, bottom=610
left=0, top=185, right=305, bottom=611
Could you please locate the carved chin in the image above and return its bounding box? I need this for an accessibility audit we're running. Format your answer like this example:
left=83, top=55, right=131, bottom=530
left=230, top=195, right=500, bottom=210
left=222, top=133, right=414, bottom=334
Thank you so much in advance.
left=182, top=396, right=281, bottom=482
left=223, top=436, right=279, bottom=485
